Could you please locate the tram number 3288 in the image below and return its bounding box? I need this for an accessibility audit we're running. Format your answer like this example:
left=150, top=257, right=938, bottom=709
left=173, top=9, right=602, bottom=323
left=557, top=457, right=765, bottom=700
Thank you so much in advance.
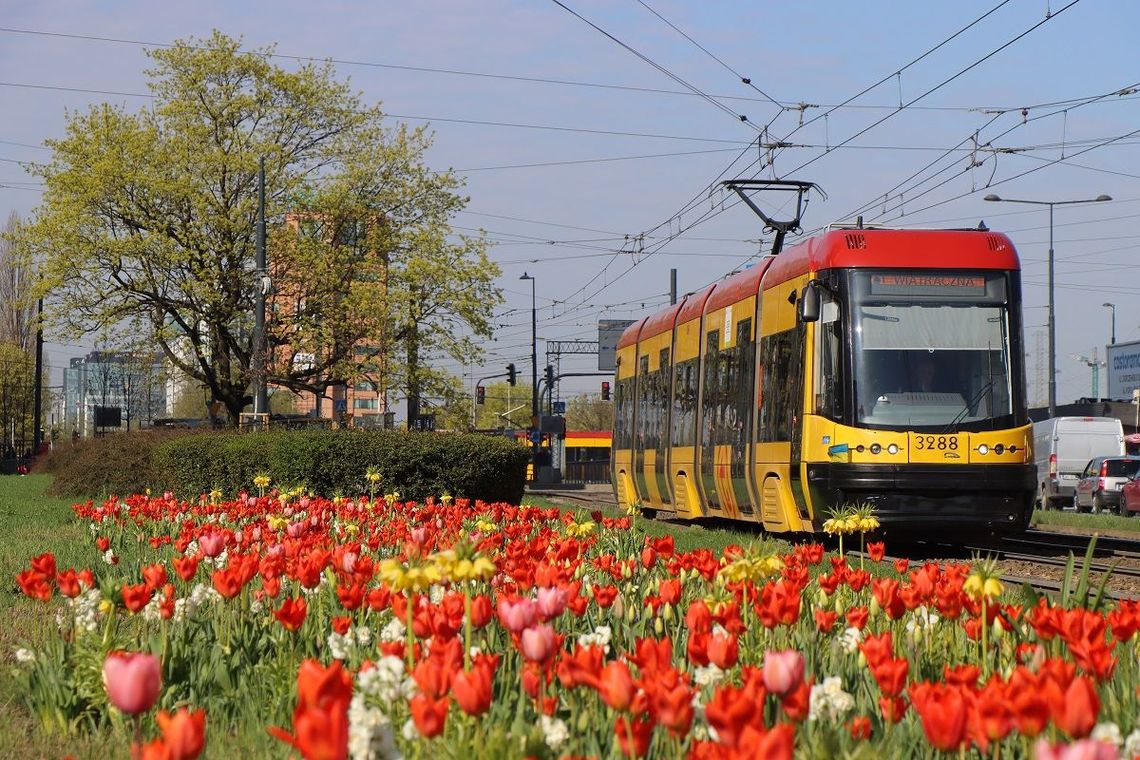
left=914, top=435, right=958, bottom=451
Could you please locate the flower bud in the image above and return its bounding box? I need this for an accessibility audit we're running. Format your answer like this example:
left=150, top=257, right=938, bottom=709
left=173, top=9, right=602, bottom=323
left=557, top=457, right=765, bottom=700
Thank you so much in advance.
left=654, top=616, right=664, bottom=636
left=868, top=597, right=880, bottom=617
left=662, top=603, right=675, bottom=622
left=857, top=652, right=866, bottom=668
left=992, top=618, right=1004, bottom=641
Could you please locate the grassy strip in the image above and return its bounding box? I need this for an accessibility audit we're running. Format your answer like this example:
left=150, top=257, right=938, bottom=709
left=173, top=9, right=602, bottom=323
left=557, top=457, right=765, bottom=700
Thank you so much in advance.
left=1033, top=508, right=1140, bottom=534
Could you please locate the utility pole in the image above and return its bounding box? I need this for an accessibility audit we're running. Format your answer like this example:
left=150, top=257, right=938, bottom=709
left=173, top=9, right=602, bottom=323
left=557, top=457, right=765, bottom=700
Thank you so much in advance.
left=252, top=157, right=269, bottom=417
left=670, top=268, right=677, bottom=305
left=32, top=296, right=43, bottom=452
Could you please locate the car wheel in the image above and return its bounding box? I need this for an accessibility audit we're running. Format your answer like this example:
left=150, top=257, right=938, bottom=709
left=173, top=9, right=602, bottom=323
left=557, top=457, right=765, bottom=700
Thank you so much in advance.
left=1092, top=492, right=1103, bottom=514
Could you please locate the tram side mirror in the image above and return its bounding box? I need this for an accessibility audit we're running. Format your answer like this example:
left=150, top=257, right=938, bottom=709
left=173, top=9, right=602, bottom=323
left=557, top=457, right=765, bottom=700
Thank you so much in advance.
left=798, top=281, right=821, bottom=323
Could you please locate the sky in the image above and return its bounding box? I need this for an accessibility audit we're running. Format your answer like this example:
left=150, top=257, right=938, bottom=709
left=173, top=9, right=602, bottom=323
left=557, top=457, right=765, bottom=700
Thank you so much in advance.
left=3, top=0, right=1139, bottom=411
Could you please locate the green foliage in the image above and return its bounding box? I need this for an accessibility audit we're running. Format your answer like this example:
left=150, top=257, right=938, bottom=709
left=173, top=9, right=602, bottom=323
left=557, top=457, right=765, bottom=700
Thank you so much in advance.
left=37, top=433, right=187, bottom=498
left=23, top=31, right=499, bottom=424
left=154, top=430, right=529, bottom=502
left=564, top=392, right=613, bottom=431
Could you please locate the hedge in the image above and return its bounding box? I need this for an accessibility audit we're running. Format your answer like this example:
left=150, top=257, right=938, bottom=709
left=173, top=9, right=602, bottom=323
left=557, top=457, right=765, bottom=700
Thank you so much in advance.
left=37, top=431, right=187, bottom=498
left=153, top=429, right=530, bottom=503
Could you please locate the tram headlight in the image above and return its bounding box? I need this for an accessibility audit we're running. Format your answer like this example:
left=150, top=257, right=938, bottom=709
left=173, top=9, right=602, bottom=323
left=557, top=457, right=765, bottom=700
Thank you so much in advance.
left=870, top=443, right=882, bottom=455
left=887, top=443, right=899, bottom=455
left=994, top=443, right=1005, bottom=455
left=977, top=444, right=989, bottom=455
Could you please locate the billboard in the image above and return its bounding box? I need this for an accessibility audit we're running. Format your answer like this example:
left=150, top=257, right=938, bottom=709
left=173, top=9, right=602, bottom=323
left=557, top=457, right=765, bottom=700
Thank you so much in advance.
left=598, top=319, right=636, bottom=372
left=1107, top=339, right=1140, bottom=400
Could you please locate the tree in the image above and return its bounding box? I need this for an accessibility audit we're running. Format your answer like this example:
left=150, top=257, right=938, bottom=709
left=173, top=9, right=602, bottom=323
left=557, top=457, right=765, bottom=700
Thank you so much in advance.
left=0, top=212, right=37, bottom=351
left=0, top=341, right=36, bottom=455
left=564, top=393, right=613, bottom=431
left=24, top=32, right=498, bottom=425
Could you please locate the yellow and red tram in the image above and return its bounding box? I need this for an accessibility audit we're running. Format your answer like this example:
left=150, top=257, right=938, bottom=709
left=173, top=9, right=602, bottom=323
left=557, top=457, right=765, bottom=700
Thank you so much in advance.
left=612, top=227, right=1034, bottom=534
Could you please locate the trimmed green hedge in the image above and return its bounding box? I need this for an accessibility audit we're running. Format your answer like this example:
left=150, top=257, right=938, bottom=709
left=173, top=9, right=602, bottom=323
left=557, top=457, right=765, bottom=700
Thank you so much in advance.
left=37, top=431, right=187, bottom=498
left=153, top=429, right=529, bottom=503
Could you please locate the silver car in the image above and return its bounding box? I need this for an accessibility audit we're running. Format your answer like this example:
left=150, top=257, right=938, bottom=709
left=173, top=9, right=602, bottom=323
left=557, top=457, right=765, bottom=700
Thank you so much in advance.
left=1074, top=456, right=1140, bottom=513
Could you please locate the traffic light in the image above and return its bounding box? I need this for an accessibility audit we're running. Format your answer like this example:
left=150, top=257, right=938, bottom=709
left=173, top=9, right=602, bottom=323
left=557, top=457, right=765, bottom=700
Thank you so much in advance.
left=544, top=365, right=555, bottom=388
left=506, top=363, right=517, bottom=386
left=476, top=385, right=485, bottom=405
left=601, top=381, right=611, bottom=400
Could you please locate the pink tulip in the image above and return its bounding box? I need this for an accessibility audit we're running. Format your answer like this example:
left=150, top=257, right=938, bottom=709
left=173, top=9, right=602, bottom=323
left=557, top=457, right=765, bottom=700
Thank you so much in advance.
left=247, top=496, right=258, bottom=507
left=340, top=552, right=358, bottom=574
left=199, top=533, right=225, bottom=558
left=162, top=491, right=174, bottom=501
left=1034, top=738, right=1118, bottom=760
left=496, top=598, right=538, bottom=633
left=411, top=527, right=427, bottom=546
left=298, top=497, right=310, bottom=510
left=520, top=624, right=556, bottom=662
left=103, top=652, right=161, bottom=714
left=762, top=649, right=804, bottom=697
left=287, top=522, right=304, bottom=538
left=536, top=587, right=568, bottom=620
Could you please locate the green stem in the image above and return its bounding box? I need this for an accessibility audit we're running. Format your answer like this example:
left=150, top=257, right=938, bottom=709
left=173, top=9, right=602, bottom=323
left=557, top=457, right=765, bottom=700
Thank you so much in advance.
left=981, top=596, right=988, bottom=680
left=464, top=590, right=472, bottom=671
left=405, top=591, right=415, bottom=670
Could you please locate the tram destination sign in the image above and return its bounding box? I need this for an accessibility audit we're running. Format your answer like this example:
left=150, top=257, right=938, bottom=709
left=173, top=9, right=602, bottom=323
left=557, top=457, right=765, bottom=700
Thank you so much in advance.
left=598, top=319, right=636, bottom=372
left=870, top=273, right=987, bottom=297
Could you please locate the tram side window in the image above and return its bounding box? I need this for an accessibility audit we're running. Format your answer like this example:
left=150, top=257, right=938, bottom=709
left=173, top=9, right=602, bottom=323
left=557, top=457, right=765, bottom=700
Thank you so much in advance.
left=758, top=328, right=802, bottom=442
left=733, top=318, right=754, bottom=446
left=813, top=299, right=841, bottom=419
left=672, top=359, right=697, bottom=446
left=702, top=331, right=720, bottom=448
left=636, top=356, right=651, bottom=452
left=615, top=377, right=635, bottom=449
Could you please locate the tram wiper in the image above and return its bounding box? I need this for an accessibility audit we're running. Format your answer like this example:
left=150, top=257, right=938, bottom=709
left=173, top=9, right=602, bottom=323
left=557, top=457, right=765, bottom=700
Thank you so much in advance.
left=942, top=381, right=994, bottom=434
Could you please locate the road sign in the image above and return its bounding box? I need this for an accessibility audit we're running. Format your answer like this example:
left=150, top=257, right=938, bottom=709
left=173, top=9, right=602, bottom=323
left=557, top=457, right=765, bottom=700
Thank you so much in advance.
left=552, top=400, right=566, bottom=414
left=530, top=430, right=542, bottom=445
left=334, top=399, right=348, bottom=413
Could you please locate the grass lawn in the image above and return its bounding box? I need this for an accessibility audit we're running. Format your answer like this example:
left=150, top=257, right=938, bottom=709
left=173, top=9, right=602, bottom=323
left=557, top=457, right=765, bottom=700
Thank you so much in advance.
left=1032, top=507, right=1140, bottom=534
left=0, top=475, right=124, bottom=759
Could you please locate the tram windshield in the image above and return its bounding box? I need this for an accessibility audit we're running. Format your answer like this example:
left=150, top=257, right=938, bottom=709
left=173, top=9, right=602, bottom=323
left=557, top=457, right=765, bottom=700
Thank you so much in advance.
left=850, top=271, right=1013, bottom=430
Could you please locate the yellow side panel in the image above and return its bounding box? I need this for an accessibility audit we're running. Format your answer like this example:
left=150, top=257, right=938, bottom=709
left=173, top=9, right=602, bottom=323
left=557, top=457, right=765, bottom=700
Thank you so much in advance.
left=670, top=447, right=703, bottom=519
left=712, top=444, right=739, bottom=518
left=613, top=450, right=635, bottom=511
left=675, top=318, right=702, bottom=362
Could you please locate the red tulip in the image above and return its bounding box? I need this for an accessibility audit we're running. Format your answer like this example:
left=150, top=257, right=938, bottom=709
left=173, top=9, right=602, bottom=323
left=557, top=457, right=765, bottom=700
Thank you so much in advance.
left=910, top=682, right=968, bottom=752
left=122, top=583, right=154, bottom=613
left=274, top=598, right=307, bottom=632
left=269, top=659, right=352, bottom=760
left=142, top=563, right=168, bottom=592
left=172, top=555, right=200, bottom=582
left=866, top=541, right=886, bottom=562
left=1055, top=676, right=1100, bottom=739
left=103, top=651, right=162, bottom=715
left=597, top=661, right=635, bottom=712
left=762, top=650, right=804, bottom=696
left=614, top=715, right=652, bottom=758
left=156, top=707, right=207, bottom=760
left=409, top=694, right=450, bottom=738
left=707, top=630, right=739, bottom=669
left=451, top=665, right=493, bottom=716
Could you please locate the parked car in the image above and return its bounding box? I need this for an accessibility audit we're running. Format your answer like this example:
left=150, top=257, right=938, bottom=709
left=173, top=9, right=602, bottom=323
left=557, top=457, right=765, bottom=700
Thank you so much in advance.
left=1033, top=417, right=1125, bottom=510
left=1073, top=456, right=1140, bottom=513
left=1119, top=470, right=1140, bottom=517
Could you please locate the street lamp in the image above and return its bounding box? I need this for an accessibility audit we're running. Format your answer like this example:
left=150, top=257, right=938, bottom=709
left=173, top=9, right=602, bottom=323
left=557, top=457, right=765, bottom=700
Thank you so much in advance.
left=519, top=272, right=539, bottom=477
left=984, top=192, right=1112, bottom=417
left=1103, top=302, right=1116, bottom=345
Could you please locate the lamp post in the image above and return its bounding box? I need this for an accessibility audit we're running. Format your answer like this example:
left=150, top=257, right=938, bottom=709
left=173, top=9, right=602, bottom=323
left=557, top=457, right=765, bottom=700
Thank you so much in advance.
left=520, top=272, right=539, bottom=477
left=984, top=193, right=1112, bottom=417
left=1103, top=302, right=1116, bottom=345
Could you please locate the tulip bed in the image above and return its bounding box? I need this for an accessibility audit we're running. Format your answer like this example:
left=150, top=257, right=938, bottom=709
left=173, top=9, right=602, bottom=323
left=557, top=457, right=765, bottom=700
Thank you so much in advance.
left=9, top=483, right=1140, bottom=759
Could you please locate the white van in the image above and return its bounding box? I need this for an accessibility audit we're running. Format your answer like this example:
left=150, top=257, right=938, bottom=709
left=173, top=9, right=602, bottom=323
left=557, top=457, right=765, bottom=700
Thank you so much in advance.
left=1033, top=416, right=1125, bottom=509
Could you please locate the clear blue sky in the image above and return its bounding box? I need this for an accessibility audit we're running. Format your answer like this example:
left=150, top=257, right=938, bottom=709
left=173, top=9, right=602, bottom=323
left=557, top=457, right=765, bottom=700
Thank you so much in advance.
left=3, top=0, right=1138, bottom=408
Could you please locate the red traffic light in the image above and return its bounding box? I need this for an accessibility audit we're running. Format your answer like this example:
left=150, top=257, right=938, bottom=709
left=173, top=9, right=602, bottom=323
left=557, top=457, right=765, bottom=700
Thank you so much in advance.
left=601, top=381, right=611, bottom=400
left=476, top=386, right=486, bottom=405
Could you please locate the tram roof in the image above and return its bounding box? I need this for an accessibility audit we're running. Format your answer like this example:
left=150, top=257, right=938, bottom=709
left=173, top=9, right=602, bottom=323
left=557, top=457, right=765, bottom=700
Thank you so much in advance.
left=705, top=258, right=773, bottom=313
left=616, top=316, right=649, bottom=350
left=764, top=228, right=1019, bottom=287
